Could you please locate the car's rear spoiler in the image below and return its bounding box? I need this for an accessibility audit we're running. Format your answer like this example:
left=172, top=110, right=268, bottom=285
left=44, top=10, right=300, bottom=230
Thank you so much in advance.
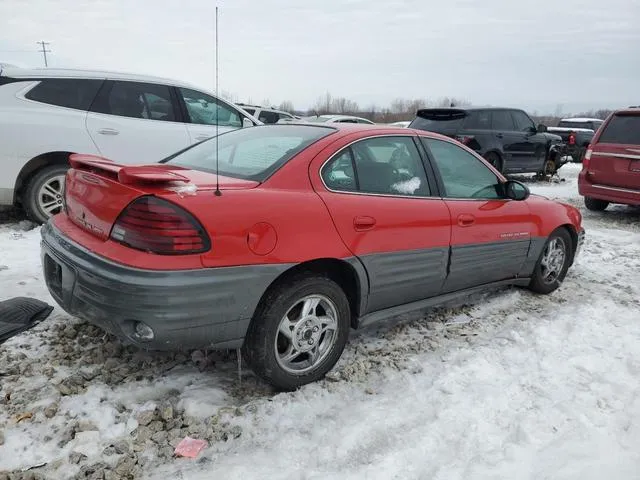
left=416, top=108, right=468, bottom=121
left=69, top=154, right=191, bottom=185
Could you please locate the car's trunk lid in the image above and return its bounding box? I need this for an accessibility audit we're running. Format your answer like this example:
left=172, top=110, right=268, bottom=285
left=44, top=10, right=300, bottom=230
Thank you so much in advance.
left=588, top=113, right=640, bottom=191
left=64, top=154, right=258, bottom=239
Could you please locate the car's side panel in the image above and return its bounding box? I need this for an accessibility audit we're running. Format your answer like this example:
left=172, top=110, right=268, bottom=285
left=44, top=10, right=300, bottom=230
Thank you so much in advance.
left=445, top=239, right=532, bottom=292
left=441, top=199, right=535, bottom=292
left=0, top=80, right=101, bottom=202
left=357, top=248, right=449, bottom=313
left=307, top=131, right=452, bottom=313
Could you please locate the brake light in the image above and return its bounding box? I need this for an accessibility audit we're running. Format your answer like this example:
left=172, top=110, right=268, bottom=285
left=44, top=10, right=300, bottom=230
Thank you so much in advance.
left=568, top=132, right=576, bottom=145
left=455, top=135, right=475, bottom=145
left=583, top=147, right=592, bottom=169
left=110, top=196, right=210, bottom=255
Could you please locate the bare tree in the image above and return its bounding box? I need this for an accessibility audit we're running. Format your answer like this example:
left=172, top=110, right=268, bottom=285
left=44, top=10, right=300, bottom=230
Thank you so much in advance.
left=278, top=100, right=295, bottom=113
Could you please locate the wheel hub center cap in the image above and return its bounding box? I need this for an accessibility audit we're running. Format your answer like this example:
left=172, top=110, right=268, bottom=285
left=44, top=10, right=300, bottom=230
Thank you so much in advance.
left=293, top=316, right=321, bottom=351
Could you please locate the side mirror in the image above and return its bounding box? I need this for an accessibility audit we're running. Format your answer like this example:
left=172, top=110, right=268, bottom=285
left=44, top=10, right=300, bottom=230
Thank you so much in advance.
left=536, top=123, right=547, bottom=133
left=502, top=180, right=530, bottom=201
left=242, top=117, right=253, bottom=128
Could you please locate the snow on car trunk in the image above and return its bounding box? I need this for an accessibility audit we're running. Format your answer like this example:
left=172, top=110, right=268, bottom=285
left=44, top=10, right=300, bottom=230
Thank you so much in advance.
left=1, top=164, right=639, bottom=479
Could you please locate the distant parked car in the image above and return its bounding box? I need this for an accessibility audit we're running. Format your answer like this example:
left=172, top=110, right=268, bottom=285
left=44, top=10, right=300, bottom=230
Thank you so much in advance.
left=0, top=67, right=260, bottom=223
left=305, top=114, right=375, bottom=124
left=42, top=123, right=584, bottom=390
left=409, top=107, right=566, bottom=176
left=548, top=117, right=604, bottom=162
left=578, top=107, right=640, bottom=211
left=236, top=103, right=298, bottom=124
left=387, top=121, right=410, bottom=127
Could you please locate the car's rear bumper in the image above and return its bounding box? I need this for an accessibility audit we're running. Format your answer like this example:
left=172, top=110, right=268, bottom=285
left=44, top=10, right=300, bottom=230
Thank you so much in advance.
left=578, top=172, right=640, bottom=206
left=40, top=221, right=292, bottom=351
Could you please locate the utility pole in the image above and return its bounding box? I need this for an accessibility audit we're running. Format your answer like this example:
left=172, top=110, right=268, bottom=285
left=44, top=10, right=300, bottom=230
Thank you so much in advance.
left=36, top=41, right=51, bottom=67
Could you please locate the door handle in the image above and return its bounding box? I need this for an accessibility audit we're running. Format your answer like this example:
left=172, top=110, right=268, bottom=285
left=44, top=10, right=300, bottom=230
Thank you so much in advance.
left=353, top=216, right=376, bottom=231
left=195, top=135, right=210, bottom=141
left=97, top=128, right=119, bottom=135
left=457, top=214, right=475, bottom=227
left=495, top=133, right=504, bottom=139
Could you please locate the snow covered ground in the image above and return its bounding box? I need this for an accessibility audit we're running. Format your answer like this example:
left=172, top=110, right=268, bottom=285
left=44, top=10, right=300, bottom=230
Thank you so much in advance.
left=1, top=163, right=639, bottom=479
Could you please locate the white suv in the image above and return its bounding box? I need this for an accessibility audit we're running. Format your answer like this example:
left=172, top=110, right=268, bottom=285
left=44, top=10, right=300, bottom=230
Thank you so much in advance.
left=0, top=67, right=260, bottom=223
left=236, top=104, right=299, bottom=124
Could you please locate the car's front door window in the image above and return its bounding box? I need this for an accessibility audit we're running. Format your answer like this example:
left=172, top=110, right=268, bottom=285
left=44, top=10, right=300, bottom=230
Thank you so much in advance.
left=422, top=138, right=501, bottom=199
left=179, top=88, right=242, bottom=128
left=511, top=110, right=536, bottom=132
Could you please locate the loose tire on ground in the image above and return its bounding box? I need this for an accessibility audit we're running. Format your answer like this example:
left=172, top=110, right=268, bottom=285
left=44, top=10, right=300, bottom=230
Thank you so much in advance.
left=242, top=273, right=351, bottom=391
left=584, top=196, right=609, bottom=211
left=23, top=165, right=69, bottom=224
left=528, top=228, right=573, bottom=295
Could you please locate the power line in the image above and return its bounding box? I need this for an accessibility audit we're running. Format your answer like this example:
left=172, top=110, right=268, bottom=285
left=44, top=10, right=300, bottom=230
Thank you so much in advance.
left=36, top=41, right=51, bottom=67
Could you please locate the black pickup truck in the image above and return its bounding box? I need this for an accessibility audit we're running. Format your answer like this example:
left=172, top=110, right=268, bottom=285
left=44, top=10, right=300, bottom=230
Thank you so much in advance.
left=547, top=118, right=604, bottom=162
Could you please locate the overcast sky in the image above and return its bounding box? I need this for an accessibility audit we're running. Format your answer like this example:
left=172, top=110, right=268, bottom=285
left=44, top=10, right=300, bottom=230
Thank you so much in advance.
left=1, top=0, right=638, bottom=115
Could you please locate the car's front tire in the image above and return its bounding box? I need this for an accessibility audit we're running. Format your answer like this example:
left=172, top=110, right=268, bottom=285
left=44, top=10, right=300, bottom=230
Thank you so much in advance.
left=242, top=273, right=351, bottom=391
left=584, top=196, right=609, bottom=211
left=528, top=228, right=573, bottom=294
left=23, top=165, right=68, bottom=224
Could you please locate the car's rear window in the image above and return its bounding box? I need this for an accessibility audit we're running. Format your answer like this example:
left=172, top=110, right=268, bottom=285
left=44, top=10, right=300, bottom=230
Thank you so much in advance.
left=24, top=78, right=104, bottom=111
left=409, top=110, right=466, bottom=133
left=161, top=125, right=336, bottom=181
left=597, top=114, right=640, bottom=145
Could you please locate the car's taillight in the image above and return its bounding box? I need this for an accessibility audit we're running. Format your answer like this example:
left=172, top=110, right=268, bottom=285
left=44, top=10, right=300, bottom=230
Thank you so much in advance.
left=455, top=135, right=475, bottom=145
left=568, top=132, right=576, bottom=145
left=583, top=147, right=592, bottom=169
left=110, top=196, right=210, bottom=255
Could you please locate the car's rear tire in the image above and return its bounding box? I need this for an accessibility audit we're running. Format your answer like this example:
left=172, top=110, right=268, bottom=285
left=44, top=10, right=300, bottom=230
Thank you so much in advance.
left=23, top=165, right=68, bottom=224
left=584, top=196, right=609, bottom=211
left=242, top=273, right=351, bottom=391
left=528, top=228, right=573, bottom=295
left=484, top=152, right=503, bottom=173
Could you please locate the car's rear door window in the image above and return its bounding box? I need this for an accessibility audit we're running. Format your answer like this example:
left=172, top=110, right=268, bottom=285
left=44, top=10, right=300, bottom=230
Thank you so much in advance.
left=463, top=110, right=491, bottom=130
left=92, top=81, right=178, bottom=122
left=598, top=114, right=640, bottom=144
left=24, top=78, right=103, bottom=111
left=322, top=136, right=431, bottom=196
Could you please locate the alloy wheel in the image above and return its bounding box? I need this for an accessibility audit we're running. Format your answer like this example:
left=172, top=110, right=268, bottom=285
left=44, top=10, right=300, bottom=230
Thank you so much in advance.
left=275, top=294, right=339, bottom=374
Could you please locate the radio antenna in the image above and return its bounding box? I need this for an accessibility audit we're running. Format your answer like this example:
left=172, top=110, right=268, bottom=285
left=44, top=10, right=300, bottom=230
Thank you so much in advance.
left=214, top=5, right=222, bottom=197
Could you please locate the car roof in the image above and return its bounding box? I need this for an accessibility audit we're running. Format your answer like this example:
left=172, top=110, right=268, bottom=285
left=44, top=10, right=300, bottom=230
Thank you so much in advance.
left=560, top=117, right=603, bottom=122
left=1, top=66, right=202, bottom=89
left=277, top=121, right=451, bottom=139
left=316, top=114, right=371, bottom=121
left=611, top=107, right=640, bottom=115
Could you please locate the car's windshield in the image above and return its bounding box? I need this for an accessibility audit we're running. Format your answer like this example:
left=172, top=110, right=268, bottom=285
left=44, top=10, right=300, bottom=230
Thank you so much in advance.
left=161, top=125, right=336, bottom=181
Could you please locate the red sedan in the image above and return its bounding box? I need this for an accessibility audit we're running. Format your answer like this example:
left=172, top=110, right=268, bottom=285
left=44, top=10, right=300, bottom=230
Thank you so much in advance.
left=41, top=124, right=584, bottom=390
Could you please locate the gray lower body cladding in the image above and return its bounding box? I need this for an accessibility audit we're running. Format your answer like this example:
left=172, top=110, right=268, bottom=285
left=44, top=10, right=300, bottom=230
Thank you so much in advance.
left=40, top=222, right=292, bottom=351
left=41, top=220, right=574, bottom=352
